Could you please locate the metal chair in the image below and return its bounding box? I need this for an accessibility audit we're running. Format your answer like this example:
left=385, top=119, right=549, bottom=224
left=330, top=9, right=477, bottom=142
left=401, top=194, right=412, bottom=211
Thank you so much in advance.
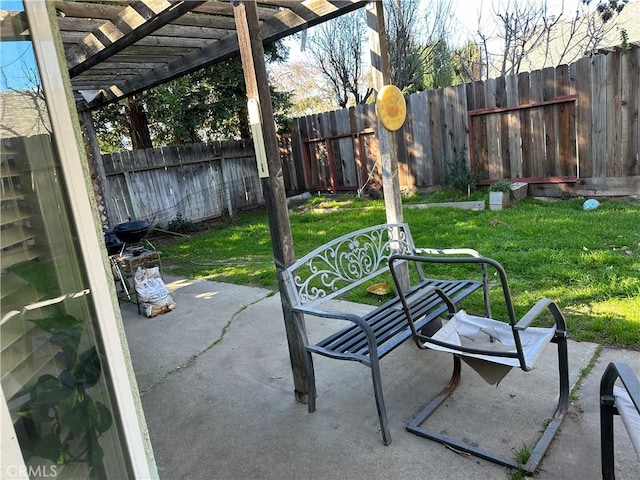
left=600, top=362, right=640, bottom=480
left=388, top=254, right=569, bottom=473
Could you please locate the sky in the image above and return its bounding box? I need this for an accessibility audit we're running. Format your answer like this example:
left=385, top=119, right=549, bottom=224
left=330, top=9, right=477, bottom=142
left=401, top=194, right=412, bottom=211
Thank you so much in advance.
left=286, top=0, right=577, bottom=58
left=0, top=0, right=37, bottom=91
left=284, top=0, right=637, bottom=63
left=437, top=0, right=594, bottom=46
left=449, top=0, right=638, bottom=43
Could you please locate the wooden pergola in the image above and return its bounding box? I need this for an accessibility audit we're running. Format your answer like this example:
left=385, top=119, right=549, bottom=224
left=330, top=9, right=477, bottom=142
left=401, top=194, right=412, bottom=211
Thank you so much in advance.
left=2, top=1, right=367, bottom=110
left=2, top=0, right=403, bottom=403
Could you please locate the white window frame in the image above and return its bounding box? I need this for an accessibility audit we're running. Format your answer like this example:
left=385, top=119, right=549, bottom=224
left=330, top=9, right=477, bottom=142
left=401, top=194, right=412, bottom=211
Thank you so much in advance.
left=0, top=2, right=158, bottom=478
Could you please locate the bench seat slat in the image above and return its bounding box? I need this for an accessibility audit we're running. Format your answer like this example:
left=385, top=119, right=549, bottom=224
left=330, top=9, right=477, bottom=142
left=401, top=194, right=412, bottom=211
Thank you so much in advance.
left=317, top=279, right=470, bottom=355
left=375, top=281, right=482, bottom=358
left=320, top=280, right=472, bottom=355
left=314, top=279, right=482, bottom=358
left=315, top=279, right=447, bottom=350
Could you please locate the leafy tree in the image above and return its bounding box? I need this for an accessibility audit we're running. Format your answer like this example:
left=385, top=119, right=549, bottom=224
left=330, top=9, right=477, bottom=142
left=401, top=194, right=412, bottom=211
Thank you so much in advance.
left=451, top=41, right=483, bottom=83
left=269, top=59, right=337, bottom=117
left=144, top=68, right=213, bottom=145
left=92, top=42, right=291, bottom=149
left=304, top=0, right=455, bottom=104
left=91, top=103, right=130, bottom=153
left=388, top=0, right=455, bottom=93
left=423, top=39, right=455, bottom=89
left=588, top=0, right=628, bottom=22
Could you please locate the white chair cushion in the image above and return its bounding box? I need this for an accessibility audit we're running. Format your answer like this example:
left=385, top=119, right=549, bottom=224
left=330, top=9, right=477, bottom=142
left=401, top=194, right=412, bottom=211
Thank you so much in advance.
left=614, top=385, right=640, bottom=460
left=427, top=310, right=556, bottom=384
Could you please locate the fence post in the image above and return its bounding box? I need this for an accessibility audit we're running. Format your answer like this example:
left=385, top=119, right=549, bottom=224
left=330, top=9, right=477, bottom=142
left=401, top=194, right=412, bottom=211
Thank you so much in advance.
left=121, top=152, right=141, bottom=220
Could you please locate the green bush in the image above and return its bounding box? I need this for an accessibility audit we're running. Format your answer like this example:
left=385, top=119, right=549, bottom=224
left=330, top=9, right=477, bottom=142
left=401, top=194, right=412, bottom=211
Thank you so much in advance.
left=489, top=181, right=512, bottom=193
left=167, top=213, right=196, bottom=233
left=444, top=148, right=479, bottom=193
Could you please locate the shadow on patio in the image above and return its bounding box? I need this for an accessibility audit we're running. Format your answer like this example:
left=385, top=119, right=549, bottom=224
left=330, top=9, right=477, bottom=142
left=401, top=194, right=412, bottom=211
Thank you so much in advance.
left=120, top=276, right=639, bottom=480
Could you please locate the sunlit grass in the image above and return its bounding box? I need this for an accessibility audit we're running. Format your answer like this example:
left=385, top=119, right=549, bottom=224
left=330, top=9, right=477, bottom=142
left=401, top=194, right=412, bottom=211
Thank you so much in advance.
left=157, top=194, right=640, bottom=349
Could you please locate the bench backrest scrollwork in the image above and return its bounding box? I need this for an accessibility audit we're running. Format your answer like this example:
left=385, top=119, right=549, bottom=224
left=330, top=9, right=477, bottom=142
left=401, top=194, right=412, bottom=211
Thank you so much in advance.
left=283, top=224, right=417, bottom=309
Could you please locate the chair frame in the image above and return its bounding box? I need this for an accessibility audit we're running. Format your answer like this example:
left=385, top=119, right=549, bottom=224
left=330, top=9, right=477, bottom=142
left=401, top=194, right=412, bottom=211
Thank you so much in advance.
left=600, top=361, right=640, bottom=480
left=389, top=254, right=570, bottom=473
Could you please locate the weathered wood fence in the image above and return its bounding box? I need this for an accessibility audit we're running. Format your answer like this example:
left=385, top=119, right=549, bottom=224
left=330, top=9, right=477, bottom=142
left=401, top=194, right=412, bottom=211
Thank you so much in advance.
left=99, top=47, right=638, bottom=227
left=101, top=141, right=264, bottom=226
left=101, top=137, right=301, bottom=227
left=291, top=46, right=639, bottom=196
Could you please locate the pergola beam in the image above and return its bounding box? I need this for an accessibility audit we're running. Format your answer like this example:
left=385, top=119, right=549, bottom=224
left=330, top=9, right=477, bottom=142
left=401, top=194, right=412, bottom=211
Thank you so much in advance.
left=0, top=10, right=29, bottom=41
left=67, top=0, right=206, bottom=77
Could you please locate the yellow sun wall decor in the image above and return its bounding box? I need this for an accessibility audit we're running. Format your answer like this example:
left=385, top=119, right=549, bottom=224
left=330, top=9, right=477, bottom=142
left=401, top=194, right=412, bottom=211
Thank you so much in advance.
left=376, top=85, right=406, bottom=131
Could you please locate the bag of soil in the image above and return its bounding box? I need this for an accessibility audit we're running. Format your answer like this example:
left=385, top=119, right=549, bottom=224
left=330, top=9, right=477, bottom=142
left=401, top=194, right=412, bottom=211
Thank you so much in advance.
left=134, top=266, right=176, bottom=317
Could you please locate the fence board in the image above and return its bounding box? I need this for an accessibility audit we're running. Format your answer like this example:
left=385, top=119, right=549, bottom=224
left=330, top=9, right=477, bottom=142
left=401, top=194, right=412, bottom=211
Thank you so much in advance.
left=455, top=84, right=469, bottom=168
left=401, top=94, right=414, bottom=190
left=410, top=91, right=431, bottom=186
left=351, top=105, right=365, bottom=187
left=606, top=52, right=623, bottom=176
left=337, top=109, right=357, bottom=187
left=428, top=89, right=445, bottom=184
left=495, top=77, right=511, bottom=178
left=556, top=65, right=574, bottom=176
left=574, top=58, right=592, bottom=178
left=542, top=67, right=558, bottom=176
left=621, top=48, right=640, bottom=176
left=484, top=78, right=501, bottom=178
left=442, top=86, right=455, bottom=167
left=592, top=54, right=607, bottom=177
left=505, top=74, right=523, bottom=177
left=529, top=70, right=546, bottom=178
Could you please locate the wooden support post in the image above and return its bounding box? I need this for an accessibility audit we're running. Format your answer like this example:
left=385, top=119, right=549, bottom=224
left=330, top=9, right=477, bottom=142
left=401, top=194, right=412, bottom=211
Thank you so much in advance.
left=367, top=2, right=408, bottom=290
left=233, top=1, right=308, bottom=403
left=367, top=2, right=403, bottom=225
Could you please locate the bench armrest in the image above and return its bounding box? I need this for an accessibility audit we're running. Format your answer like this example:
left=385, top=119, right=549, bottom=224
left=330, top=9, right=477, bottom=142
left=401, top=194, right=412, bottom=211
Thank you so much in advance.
left=291, top=305, right=376, bottom=338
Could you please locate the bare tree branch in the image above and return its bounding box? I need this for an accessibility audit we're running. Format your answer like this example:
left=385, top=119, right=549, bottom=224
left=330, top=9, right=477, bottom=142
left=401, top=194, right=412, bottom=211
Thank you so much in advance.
left=466, top=0, right=629, bottom=81
left=307, top=10, right=368, bottom=108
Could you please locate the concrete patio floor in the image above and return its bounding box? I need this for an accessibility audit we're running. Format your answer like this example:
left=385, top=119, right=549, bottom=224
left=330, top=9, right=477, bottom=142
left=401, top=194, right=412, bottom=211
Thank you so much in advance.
left=121, top=276, right=639, bottom=480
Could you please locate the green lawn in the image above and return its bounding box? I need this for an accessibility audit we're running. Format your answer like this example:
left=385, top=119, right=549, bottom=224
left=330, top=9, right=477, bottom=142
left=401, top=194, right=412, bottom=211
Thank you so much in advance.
left=156, top=193, right=640, bottom=349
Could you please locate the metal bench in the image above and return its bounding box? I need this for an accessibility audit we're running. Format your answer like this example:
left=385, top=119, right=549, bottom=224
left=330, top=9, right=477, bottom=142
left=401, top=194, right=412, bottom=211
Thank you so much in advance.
left=279, top=223, right=487, bottom=445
